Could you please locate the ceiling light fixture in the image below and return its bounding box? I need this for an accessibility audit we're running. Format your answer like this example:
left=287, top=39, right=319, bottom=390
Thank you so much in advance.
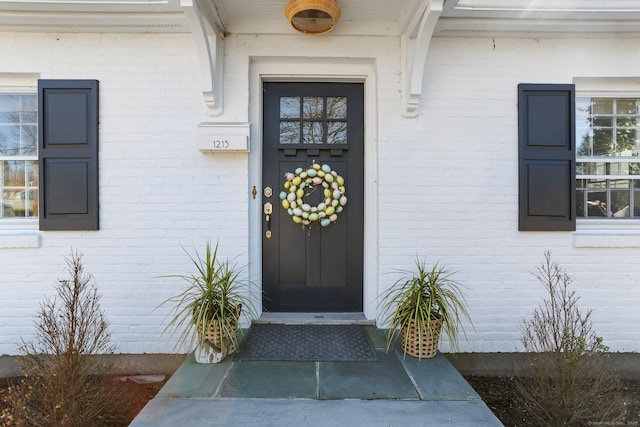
left=285, top=0, right=341, bottom=35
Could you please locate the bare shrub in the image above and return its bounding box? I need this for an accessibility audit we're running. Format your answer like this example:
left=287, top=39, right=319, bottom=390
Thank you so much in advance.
left=4, top=250, right=127, bottom=427
left=515, top=251, right=626, bottom=426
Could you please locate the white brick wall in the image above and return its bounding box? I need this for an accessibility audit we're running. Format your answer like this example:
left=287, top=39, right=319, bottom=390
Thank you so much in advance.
left=0, top=31, right=639, bottom=356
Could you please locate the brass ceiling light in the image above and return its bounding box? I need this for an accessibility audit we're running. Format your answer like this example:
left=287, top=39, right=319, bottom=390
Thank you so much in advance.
left=285, top=0, right=341, bottom=35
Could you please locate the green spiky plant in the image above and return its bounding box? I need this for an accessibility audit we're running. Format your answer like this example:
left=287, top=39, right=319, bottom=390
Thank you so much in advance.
left=380, top=259, right=472, bottom=359
left=161, top=241, right=256, bottom=358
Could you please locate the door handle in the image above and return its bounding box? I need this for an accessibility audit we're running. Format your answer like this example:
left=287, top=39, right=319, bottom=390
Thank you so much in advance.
left=264, top=202, right=273, bottom=239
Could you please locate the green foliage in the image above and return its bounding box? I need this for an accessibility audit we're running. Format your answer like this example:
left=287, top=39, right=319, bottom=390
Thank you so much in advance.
left=5, top=250, right=126, bottom=427
left=160, top=241, right=257, bottom=353
left=515, top=251, right=626, bottom=426
left=379, top=258, right=471, bottom=357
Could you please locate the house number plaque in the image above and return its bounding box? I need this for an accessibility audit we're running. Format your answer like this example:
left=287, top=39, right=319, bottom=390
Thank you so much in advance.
left=194, top=122, right=250, bottom=152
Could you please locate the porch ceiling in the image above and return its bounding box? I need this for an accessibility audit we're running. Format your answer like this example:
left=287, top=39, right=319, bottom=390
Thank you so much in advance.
left=1, top=0, right=640, bottom=36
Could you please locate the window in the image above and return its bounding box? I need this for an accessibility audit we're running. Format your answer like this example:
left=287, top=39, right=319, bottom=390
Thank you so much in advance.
left=576, top=97, right=640, bottom=219
left=0, top=93, right=38, bottom=220
left=279, top=96, right=348, bottom=145
left=0, top=79, right=99, bottom=231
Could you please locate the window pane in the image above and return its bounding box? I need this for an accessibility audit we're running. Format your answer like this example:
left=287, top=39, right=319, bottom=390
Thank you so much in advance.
left=593, top=128, right=614, bottom=156
left=611, top=189, right=630, bottom=217
left=21, top=125, right=37, bottom=155
left=593, top=98, right=613, bottom=115
left=279, top=121, right=300, bottom=144
left=576, top=97, right=591, bottom=117
left=576, top=127, right=591, bottom=156
left=280, top=97, right=300, bottom=119
left=635, top=190, right=640, bottom=217
left=23, top=95, right=37, bottom=122
left=303, top=121, right=323, bottom=144
left=593, top=117, right=613, bottom=127
left=576, top=190, right=585, bottom=217
left=587, top=179, right=607, bottom=189
left=303, top=97, right=323, bottom=119
left=26, top=160, right=38, bottom=187
left=327, top=121, right=347, bottom=144
left=616, top=116, right=637, bottom=128
left=616, top=128, right=636, bottom=155
left=586, top=194, right=607, bottom=217
left=327, top=97, right=347, bottom=119
left=0, top=95, right=20, bottom=124
left=1, top=188, right=37, bottom=218
left=0, top=125, right=20, bottom=156
left=3, top=160, right=24, bottom=186
left=617, top=99, right=638, bottom=115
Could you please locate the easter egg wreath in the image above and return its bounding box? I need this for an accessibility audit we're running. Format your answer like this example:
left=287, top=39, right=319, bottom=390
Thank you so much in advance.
left=279, top=162, right=347, bottom=227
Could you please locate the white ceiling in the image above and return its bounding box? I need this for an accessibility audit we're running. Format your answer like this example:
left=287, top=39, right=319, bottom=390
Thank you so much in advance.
left=0, top=0, right=640, bottom=36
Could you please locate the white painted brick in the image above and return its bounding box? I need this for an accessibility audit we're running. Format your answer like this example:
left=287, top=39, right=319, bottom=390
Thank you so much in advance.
left=1, top=31, right=639, bottom=356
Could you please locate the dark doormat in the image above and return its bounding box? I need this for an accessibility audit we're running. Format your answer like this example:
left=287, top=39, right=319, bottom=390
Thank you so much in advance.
left=235, top=324, right=378, bottom=362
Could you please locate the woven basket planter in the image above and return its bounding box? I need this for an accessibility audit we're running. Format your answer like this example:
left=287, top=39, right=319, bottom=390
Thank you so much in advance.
left=199, top=316, right=238, bottom=354
left=401, top=317, right=443, bottom=359
left=194, top=305, right=241, bottom=363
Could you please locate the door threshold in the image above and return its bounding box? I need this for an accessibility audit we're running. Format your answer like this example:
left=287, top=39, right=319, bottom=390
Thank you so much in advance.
left=256, top=312, right=375, bottom=326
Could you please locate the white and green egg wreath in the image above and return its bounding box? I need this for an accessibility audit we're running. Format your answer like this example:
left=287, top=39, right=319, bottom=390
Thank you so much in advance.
left=279, top=163, right=347, bottom=227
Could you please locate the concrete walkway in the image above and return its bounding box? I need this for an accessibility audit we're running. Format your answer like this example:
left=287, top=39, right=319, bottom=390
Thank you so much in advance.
left=130, top=327, right=503, bottom=426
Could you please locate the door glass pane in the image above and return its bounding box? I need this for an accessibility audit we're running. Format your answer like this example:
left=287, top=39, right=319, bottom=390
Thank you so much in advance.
left=280, top=121, right=300, bottom=144
left=327, top=121, right=347, bottom=144
left=327, top=97, right=347, bottom=119
left=303, top=97, right=324, bottom=119
left=303, top=121, right=323, bottom=144
left=280, top=97, right=300, bottom=119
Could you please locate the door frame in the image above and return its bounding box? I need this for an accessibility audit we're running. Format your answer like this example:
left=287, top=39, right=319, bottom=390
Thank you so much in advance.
left=248, top=58, right=379, bottom=320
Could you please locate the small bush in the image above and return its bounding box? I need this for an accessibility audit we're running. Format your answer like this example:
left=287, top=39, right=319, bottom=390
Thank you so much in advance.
left=4, top=250, right=127, bottom=427
left=515, top=251, right=626, bottom=426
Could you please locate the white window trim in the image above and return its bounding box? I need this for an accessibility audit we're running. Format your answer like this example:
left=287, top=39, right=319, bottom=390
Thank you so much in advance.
left=0, top=73, right=41, bottom=248
left=573, top=77, right=640, bottom=247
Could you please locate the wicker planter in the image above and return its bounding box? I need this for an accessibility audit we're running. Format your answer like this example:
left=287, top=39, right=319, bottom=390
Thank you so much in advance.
left=401, top=317, right=443, bottom=359
left=194, top=306, right=241, bottom=364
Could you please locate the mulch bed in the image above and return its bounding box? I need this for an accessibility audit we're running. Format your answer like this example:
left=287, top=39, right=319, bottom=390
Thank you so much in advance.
left=465, top=375, right=640, bottom=427
left=0, top=375, right=167, bottom=427
left=3, top=373, right=639, bottom=426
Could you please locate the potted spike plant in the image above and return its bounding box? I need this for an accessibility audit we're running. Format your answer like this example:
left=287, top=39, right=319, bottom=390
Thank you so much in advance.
left=161, top=241, right=256, bottom=363
left=380, top=258, right=472, bottom=359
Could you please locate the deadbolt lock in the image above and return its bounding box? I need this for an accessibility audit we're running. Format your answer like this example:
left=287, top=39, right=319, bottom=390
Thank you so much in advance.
left=264, top=186, right=273, bottom=198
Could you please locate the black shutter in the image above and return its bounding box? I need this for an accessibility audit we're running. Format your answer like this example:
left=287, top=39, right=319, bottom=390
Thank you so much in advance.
left=518, top=83, right=575, bottom=231
left=38, top=80, right=99, bottom=231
